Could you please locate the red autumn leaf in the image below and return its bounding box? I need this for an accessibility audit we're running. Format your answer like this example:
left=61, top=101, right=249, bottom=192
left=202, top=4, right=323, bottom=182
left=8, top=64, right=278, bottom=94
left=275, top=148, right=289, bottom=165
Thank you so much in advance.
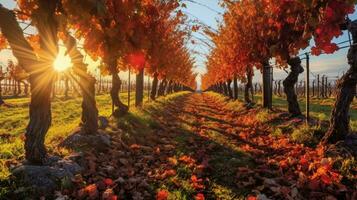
left=84, top=184, right=99, bottom=199
left=195, top=193, right=205, bottom=200
left=130, top=144, right=141, bottom=150
left=126, top=51, right=146, bottom=69
left=191, top=175, right=199, bottom=183
left=299, top=156, right=309, bottom=170
left=162, top=169, right=177, bottom=178
left=179, top=155, right=196, bottom=166
left=157, top=190, right=169, bottom=200
left=247, top=195, right=257, bottom=200
left=191, top=175, right=205, bottom=190
left=103, top=178, right=114, bottom=186
left=320, top=174, right=332, bottom=185
left=279, top=159, right=288, bottom=169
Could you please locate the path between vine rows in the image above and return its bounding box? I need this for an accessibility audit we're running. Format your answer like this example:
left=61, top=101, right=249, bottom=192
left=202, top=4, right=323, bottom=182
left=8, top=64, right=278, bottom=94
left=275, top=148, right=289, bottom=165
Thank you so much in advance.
left=71, top=92, right=355, bottom=200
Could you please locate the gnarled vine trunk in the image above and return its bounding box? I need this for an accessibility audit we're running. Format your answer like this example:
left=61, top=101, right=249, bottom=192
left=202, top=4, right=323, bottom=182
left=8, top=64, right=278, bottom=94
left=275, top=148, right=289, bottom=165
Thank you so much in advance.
left=218, top=83, right=222, bottom=94
left=17, top=81, right=21, bottom=95
left=0, top=2, right=58, bottom=164
left=245, top=68, right=253, bottom=104
left=233, top=75, right=238, bottom=100
left=322, top=45, right=357, bottom=144
left=283, top=57, right=304, bottom=117
left=158, top=78, right=167, bottom=97
left=110, top=68, right=128, bottom=117
left=227, top=79, right=233, bottom=99
left=321, top=20, right=357, bottom=144
left=65, top=34, right=98, bottom=134
left=27, top=0, right=59, bottom=165
left=166, top=80, right=173, bottom=94
left=150, top=73, right=159, bottom=100
left=222, top=81, right=228, bottom=96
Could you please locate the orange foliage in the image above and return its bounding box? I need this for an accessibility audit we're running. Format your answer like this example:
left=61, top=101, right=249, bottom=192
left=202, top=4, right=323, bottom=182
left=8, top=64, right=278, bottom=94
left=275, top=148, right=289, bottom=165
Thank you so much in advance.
left=202, top=0, right=354, bottom=90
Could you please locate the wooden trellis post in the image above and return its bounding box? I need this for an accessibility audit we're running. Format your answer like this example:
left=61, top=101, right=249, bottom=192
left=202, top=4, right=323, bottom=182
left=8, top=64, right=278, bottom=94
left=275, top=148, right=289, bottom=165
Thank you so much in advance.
left=148, top=76, right=151, bottom=102
left=128, top=67, right=131, bottom=109
left=262, top=63, right=273, bottom=109
left=321, top=75, right=325, bottom=98
left=317, top=74, right=320, bottom=99
left=325, top=75, right=328, bottom=98
left=305, top=53, right=310, bottom=125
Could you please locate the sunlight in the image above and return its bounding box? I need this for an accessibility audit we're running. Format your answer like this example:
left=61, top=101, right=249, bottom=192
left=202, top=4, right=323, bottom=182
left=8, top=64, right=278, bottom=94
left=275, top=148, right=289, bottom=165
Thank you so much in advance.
left=53, top=48, right=72, bottom=72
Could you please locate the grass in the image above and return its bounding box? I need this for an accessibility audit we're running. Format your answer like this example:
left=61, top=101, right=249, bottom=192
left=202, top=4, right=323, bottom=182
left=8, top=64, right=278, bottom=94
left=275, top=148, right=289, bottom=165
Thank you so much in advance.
left=264, top=95, right=357, bottom=124
left=213, top=91, right=357, bottom=148
left=0, top=92, right=150, bottom=180
left=234, top=92, right=357, bottom=130
left=290, top=125, right=320, bottom=146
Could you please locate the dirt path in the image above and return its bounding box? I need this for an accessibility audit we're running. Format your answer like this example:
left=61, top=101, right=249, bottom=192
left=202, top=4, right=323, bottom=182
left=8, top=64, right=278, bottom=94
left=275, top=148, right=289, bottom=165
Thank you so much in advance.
left=146, top=93, right=354, bottom=200
left=56, top=92, right=355, bottom=200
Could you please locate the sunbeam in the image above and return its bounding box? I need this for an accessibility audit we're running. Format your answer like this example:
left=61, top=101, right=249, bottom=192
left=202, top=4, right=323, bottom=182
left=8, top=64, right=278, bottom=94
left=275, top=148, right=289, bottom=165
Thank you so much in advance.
left=53, top=47, right=72, bottom=72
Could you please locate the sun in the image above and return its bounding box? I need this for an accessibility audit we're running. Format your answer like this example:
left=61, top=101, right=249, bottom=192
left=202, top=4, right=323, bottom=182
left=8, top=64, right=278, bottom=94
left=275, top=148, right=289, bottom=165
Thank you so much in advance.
left=53, top=49, right=73, bottom=72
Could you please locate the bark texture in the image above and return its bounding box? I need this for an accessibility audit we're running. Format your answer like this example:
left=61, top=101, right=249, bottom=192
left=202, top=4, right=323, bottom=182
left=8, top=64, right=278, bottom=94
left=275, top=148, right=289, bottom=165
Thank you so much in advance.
left=158, top=78, right=167, bottom=97
left=245, top=68, right=253, bottom=104
left=65, top=34, right=98, bottom=134
left=166, top=80, right=173, bottom=94
left=227, top=79, right=233, bottom=99
left=283, top=57, right=304, bottom=117
left=323, top=43, right=357, bottom=144
left=150, top=73, right=159, bottom=100
left=233, top=75, right=238, bottom=100
left=111, top=70, right=128, bottom=117
left=222, top=82, right=228, bottom=96
left=27, top=0, right=59, bottom=164
left=322, top=20, right=357, bottom=144
left=0, top=2, right=58, bottom=164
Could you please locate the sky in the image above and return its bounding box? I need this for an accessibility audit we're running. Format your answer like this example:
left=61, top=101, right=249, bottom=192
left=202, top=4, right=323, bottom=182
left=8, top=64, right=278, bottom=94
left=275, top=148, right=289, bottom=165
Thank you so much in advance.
left=1, top=0, right=357, bottom=89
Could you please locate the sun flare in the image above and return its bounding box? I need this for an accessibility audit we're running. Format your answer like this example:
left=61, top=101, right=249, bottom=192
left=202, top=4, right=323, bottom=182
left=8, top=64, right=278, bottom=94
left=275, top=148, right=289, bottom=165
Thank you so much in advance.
left=53, top=50, right=73, bottom=72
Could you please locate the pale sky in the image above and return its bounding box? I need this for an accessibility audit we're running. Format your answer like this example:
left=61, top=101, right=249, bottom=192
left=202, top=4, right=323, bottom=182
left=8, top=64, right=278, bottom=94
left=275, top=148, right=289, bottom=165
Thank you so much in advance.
left=1, top=0, right=357, bottom=88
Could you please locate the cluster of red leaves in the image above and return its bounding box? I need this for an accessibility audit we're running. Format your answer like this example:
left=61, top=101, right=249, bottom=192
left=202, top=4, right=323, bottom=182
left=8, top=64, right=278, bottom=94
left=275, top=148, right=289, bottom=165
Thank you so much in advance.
left=156, top=190, right=205, bottom=200
left=125, top=51, right=146, bottom=71
left=155, top=154, right=206, bottom=200
left=202, top=0, right=355, bottom=90
left=71, top=176, right=117, bottom=200
left=178, top=155, right=196, bottom=167
left=312, top=0, right=355, bottom=55
left=191, top=175, right=205, bottom=190
left=233, top=108, right=356, bottom=199
left=58, top=128, right=192, bottom=199
left=156, top=190, right=169, bottom=200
